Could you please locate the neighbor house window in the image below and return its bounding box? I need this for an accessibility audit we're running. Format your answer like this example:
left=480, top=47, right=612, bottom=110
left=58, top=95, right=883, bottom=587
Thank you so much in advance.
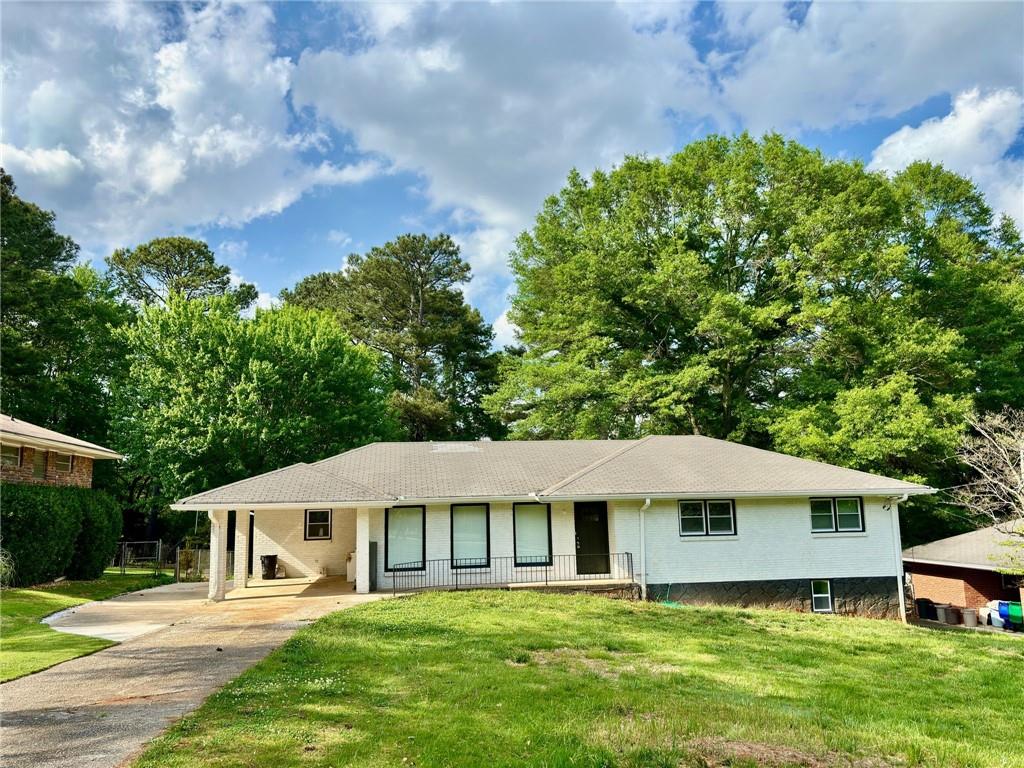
left=811, top=580, right=833, bottom=613
left=304, top=509, right=332, bottom=540
left=451, top=504, right=489, bottom=568
left=513, top=502, right=551, bottom=566
left=810, top=497, right=863, bottom=533
left=54, top=453, right=73, bottom=473
left=386, top=506, right=425, bottom=571
left=32, top=450, right=46, bottom=479
left=1, top=445, right=21, bottom=467
left=678, top=500, right=736, bottom=537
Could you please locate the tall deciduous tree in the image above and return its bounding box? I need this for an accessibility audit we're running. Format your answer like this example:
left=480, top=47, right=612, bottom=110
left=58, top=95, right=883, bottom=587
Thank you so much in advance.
left=488, top=134, right=1024, bottom=542
left=283, top=233, right=502, bottom=440
left=106, top=236, right=258, bottom=309
left=111, top=296, right=400, bottom=513
left=0, top=171, right=132, bottom=444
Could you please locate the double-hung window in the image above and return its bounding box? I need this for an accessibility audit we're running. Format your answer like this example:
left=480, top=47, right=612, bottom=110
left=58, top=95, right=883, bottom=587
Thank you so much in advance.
left=513, top=503, right=551, bottom=566
left=811, top=580, right=833, bottom=613
left=1, top=445, right=21, bottom=467
left=678, top=500, right=736, bottom=537
left=54, top=453, right=73, bottom=473
left=810, top=497, right=863, bottom=533
left=386, top=506, right=425, bottom=571
left=451, top=504, right=489, bottom=568
left=304, top=509, right=332, bottom=540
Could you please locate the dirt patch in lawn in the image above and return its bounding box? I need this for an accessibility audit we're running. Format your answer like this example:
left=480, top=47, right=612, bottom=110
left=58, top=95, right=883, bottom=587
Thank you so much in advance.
left=690, top=737, right=898, bottom=768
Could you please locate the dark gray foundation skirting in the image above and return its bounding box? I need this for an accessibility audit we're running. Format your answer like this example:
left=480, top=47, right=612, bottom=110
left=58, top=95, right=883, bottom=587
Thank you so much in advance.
left=647, top=576, right=901, bottom=619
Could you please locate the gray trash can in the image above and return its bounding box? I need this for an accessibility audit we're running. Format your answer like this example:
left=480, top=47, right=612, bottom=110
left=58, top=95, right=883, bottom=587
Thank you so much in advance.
left=962, top=608, right=978, bottom=628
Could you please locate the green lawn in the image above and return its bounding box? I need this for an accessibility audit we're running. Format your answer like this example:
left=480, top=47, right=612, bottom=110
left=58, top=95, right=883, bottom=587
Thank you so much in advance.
left=0, top=568, right=173, bottom=682
left=135, top=591, right=1023, bottom=768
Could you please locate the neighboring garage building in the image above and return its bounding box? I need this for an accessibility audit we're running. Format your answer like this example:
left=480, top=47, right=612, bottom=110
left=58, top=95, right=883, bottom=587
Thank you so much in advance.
left=903, top=523, right=1023, bottom=609
left=0, top=413, right=122, bottom=488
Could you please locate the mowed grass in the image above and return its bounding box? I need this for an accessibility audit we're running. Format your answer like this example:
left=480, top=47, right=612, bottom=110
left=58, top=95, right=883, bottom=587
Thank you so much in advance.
left=135, top=591, right=1024, bottom=768
left=0, top=568, right=173, bottom=682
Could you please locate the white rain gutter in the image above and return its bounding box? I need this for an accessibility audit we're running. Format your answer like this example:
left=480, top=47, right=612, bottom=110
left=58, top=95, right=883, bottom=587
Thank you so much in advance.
left=639, top=497, right=651, bottom=600
left=888, top=493, right=909, bottom=623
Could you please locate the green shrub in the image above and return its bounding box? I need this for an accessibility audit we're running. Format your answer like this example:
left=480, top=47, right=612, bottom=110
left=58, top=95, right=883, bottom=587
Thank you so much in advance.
left=66, top=489, right=123, bottom=580
left=0, top=483, right=83, bottom=586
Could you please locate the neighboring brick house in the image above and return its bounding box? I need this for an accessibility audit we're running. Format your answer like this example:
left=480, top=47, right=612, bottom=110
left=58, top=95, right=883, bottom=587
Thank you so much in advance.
left=904, top=523, right=1023, bottom=610
left=0, top=413, right=122, bottom=489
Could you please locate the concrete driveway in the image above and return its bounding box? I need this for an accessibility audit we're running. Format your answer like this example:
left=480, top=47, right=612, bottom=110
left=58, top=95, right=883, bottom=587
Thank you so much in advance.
left=1, top=578, right=384, bottom=768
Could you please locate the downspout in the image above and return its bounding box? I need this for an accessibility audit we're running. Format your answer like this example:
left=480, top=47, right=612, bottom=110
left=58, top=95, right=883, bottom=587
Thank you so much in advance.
left=639, top=497, right=651, bottom=600
left=888, top=494, right=909, bottom=623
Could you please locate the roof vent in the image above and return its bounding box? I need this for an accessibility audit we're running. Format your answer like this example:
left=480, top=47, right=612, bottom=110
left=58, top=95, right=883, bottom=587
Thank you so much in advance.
left=431, top=443, right=482, bottom=453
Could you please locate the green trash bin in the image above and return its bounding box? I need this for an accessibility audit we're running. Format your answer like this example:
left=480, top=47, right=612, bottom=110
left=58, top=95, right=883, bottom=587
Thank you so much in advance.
left=1009, top=602, right=1023, bottom=627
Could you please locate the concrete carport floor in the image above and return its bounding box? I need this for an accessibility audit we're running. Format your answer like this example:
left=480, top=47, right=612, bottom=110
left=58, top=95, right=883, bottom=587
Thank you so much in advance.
left=0, top=577, right=385, bottom=768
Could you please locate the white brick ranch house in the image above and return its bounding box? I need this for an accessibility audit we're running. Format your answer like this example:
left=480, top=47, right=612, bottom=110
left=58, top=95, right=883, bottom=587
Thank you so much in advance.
left=172, top=436, right=933, bottom=619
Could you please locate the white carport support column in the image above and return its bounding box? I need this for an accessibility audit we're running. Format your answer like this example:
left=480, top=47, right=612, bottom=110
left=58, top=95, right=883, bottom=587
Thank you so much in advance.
left=356, top=507, right=370, bottom=594
left=208, top=509, right=229, bottom=601
left=233, top=511, right=249, bottom=590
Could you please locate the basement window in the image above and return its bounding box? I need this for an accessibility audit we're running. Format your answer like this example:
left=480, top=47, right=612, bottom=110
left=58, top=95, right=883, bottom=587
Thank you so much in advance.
left=811, top=580, right=833, bottom=613
left=54, top=453, right=73, bottom=473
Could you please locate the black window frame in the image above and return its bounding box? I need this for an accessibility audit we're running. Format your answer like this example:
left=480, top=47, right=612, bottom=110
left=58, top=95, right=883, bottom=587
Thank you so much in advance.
left=450, top=503, right=491, bottom=569
left=677, top=499, right=737, bottom=538
left=512, top=501, right=553, bottom=567
left=809, top=497, right=865, bottom=533
left=303, top=509, right=332, bottom=541
left=1, top=444, right=22, bottom=468
left=384, top=505, right=427, bottom=573
left=811, top=579, right=833, bottom=613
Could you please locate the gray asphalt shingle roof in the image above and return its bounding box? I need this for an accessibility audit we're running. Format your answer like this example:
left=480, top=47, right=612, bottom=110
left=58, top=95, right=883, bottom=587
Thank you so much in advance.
left=902, top=522, right=1023, bottom=572
left=175, top=435, right=932, bottom=508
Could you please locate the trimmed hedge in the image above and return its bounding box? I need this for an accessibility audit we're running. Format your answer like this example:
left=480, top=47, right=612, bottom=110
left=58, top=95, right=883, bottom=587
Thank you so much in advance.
left=0, top=483, right=122, bottom=587
left=66, top=489, right=123, bottom=580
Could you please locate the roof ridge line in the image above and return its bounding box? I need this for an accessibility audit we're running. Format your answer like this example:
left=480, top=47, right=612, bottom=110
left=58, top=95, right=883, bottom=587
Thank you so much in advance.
left=538, top=436, right=652, bottom=497
left=304, top=462, right=395, bottom=501
left=178, top=462, right=309, bottom=504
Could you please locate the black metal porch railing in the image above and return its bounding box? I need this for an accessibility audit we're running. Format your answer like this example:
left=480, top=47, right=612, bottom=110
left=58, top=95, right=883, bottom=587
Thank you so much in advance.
left=389, top=552, right=634, bottom=593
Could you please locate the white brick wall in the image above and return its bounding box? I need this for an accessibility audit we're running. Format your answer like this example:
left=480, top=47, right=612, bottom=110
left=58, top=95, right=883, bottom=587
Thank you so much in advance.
left=611, top=496, right=900, bottom=585
left=250, top=507, right=357, bottom=579
left=246, top=496, right=900, bottom=590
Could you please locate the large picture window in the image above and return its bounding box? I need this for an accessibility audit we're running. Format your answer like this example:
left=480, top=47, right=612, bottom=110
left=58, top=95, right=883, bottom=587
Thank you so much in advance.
left=304, top=509, right=332, bottom=540
left=451, top=504, right=489, bottom=568
left=810, top=497, right=864, bottom=533
left=513, top=503, right=551, bottom=566
left=678, top=500, right=736, bottom=537
left=386, top=505, right=426, bottom=572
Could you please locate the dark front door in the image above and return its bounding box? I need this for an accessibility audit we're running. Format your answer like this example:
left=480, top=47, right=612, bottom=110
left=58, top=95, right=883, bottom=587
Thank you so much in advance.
left=247, top=512, right=255, bottom=577
left=574, top=501, right=610, bottom=575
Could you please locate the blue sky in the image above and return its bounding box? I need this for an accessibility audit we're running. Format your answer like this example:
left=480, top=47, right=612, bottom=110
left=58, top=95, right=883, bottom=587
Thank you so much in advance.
left=3, top=2, right=1022, bottom=344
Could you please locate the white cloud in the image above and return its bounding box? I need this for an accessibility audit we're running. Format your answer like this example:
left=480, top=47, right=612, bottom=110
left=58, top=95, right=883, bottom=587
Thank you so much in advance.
left=1, top=143, right=84, bottom=185
left=327, top=229, right=353, bottom=248
left=0, top=2, right=381, bottom=253
left=715, top=2, right=1024, bottom=133
left=491, top=309, right=520, bottom=349
left=869, top=89, right=1024, bottom=227
left=292, top=2, right=707, bottom=325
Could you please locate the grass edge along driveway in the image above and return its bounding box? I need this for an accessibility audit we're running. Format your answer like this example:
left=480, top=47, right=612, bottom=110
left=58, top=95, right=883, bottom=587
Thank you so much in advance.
left=1, top=569, right=173, bottom=682
left=134, top=590, right=1024, bottom=768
